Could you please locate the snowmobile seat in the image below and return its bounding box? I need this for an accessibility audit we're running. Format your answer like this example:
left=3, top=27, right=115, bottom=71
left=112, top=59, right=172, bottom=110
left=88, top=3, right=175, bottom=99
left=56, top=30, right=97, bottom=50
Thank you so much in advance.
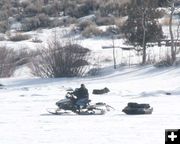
left=75, top=98, right=91, bottom=109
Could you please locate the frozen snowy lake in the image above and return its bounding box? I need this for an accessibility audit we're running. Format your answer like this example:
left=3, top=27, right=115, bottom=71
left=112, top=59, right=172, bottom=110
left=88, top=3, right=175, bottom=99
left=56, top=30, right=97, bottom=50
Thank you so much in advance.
left=0, top=66, right=180, bottom=144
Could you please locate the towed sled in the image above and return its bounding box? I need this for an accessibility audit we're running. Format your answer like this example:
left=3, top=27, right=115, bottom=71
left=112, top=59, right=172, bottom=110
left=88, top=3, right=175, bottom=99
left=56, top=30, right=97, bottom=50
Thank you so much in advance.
left=47, top=93, right=114, bottom=115
left=122, top=102, right=153, bottom=115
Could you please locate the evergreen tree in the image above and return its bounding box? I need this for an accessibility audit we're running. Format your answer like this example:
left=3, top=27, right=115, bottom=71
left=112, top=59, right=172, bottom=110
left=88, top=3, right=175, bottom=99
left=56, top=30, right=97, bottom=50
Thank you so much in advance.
left=122, top=0, right=164, bottom=64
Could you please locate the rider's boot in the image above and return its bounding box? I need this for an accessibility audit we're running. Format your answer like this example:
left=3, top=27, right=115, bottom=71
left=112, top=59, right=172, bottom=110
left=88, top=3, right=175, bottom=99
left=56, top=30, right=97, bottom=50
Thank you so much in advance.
left=77, top=105, right=81, bottom=114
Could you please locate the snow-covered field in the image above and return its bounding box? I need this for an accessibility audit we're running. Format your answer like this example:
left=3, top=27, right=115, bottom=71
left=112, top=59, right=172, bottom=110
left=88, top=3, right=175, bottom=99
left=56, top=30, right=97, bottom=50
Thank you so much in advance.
left=0, top=12, right=180, bottom=144
left=0, top=65, right=180, bottom=144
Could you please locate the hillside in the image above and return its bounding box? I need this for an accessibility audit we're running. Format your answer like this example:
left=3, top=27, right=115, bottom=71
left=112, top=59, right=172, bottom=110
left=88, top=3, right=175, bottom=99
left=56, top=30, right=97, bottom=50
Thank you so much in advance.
left=0, top=0, right=179, bottom=78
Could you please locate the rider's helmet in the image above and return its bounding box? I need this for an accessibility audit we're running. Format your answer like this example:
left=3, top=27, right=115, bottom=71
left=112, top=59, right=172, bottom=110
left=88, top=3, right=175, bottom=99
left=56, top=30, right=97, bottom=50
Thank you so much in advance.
left=81, top=84, right=85, bottom=88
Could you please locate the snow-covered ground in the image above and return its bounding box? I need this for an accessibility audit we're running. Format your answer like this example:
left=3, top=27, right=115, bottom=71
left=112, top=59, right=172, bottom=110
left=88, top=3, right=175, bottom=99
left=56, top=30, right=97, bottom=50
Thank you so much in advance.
left=0, top=65, right=180, bottom=144
left=0, top=12, right=180, bottom=144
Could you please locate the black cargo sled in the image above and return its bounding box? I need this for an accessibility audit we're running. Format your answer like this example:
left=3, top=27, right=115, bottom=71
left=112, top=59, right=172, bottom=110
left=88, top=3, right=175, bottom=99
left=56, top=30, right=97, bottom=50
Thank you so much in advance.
left=122, top=102, right=153, bottom=115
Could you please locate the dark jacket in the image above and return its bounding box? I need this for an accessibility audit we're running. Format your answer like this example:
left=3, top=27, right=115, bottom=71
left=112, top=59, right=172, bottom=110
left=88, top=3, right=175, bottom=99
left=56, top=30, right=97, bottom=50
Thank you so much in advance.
left=73, top=87, right=89, bottom=100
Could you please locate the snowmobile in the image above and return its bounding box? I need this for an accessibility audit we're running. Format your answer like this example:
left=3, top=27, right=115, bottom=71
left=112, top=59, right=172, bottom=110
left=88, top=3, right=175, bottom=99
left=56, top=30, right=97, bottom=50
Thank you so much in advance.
left=47, top=93, right=114, bottom=115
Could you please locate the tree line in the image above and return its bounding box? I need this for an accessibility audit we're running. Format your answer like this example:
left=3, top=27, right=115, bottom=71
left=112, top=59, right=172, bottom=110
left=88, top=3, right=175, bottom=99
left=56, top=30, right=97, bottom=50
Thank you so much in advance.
left=0, top=0, right=180, bottom=77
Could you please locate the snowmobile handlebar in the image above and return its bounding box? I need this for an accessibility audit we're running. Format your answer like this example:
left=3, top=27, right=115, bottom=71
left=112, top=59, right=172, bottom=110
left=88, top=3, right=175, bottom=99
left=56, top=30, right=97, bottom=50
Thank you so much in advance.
left=66, top=92, right=77, bottom=99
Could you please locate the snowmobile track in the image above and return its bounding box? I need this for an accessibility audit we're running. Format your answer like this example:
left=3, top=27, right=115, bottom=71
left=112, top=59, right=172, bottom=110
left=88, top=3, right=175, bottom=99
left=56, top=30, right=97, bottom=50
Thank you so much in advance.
left=46, top=108, right=106, bottom=116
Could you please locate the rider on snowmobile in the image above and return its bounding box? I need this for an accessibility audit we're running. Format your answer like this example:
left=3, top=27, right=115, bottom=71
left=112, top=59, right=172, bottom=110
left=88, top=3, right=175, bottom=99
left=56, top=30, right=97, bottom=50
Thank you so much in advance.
left=53, top=84, right=113, bottom=115
left=69, top=84, right=89, bottom=109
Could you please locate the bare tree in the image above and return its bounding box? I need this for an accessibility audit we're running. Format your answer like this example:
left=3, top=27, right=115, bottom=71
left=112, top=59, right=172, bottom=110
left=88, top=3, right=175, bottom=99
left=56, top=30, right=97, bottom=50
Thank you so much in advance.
left=168, top=0, right=176, bottom=63
left=31, top=38, right=90, bottom=78
left=142, top=6, right=147, bottom=64
left=167, top=0, right=180, bottom=64
left=175, top=14, right=180, bottom=55
left=0, top=46, right=16, bottom=77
